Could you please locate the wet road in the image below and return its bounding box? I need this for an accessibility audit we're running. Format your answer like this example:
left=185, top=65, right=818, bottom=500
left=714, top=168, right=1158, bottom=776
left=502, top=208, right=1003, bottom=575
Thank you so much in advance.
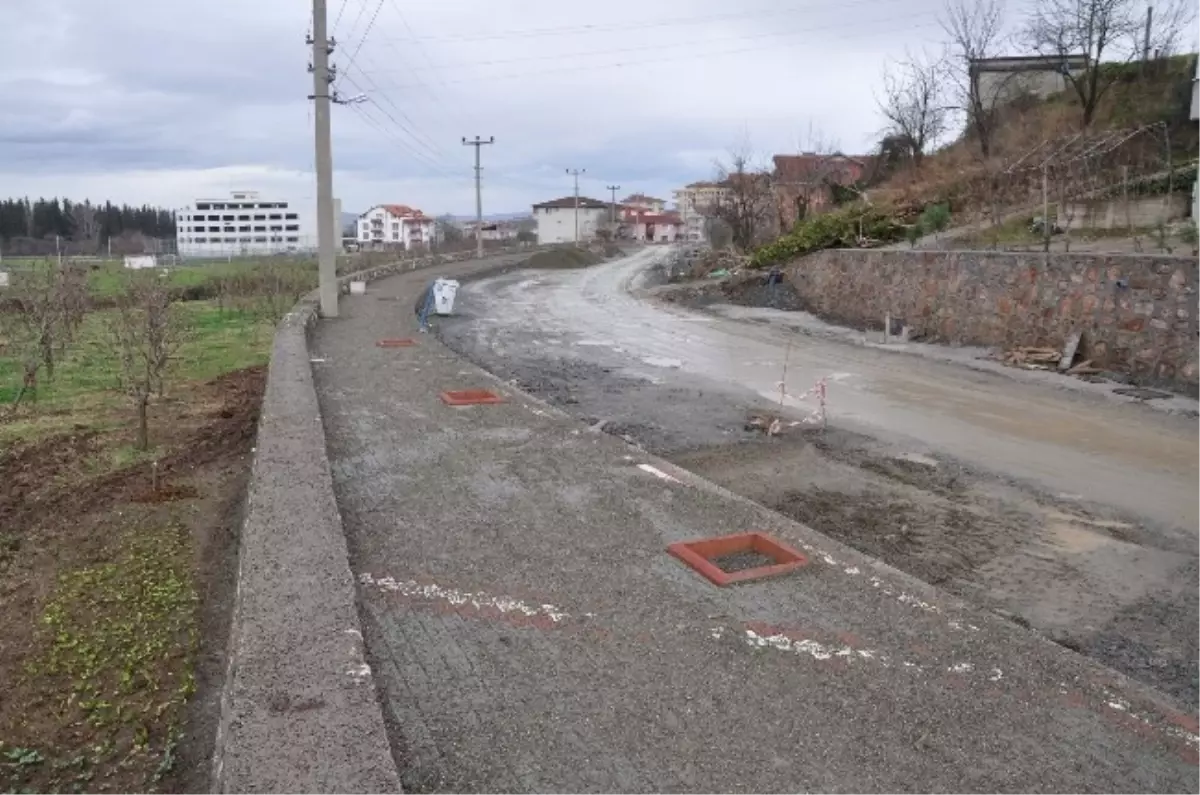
left=449, top=247, right=1198, bottom=536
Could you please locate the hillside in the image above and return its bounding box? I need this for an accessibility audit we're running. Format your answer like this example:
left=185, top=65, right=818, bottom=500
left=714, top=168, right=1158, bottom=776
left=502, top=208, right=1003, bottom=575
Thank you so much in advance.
left=869, top=54, right=1199, bottom=225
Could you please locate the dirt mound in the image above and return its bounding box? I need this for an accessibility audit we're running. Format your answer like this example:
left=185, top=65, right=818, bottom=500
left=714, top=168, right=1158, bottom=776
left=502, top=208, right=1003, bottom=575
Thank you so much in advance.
left=655, top=271, right=809, bottom=313
left=525, top=247, right=603, bottom=270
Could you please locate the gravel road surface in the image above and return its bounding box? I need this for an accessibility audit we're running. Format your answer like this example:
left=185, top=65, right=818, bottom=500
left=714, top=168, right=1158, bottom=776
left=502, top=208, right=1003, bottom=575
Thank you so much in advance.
left=435, top=247, right=1200, bottom=707
left=307, top=255, right=1199, bottom=792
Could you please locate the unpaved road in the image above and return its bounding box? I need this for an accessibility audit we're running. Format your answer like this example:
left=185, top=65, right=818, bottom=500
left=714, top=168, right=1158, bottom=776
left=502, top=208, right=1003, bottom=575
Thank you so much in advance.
left=436, top=247, right=1199, bottom=706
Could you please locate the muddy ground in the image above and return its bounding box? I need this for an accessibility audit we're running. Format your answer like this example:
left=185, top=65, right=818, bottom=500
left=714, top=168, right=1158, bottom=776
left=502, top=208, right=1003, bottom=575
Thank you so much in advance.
left=0, top=368, right=262, bottom=793
left=435, top=274, right=1198, bottom=709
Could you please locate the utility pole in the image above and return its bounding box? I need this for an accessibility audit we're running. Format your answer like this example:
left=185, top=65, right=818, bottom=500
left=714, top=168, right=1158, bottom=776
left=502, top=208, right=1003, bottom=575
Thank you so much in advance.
left=309, top=0, right=338, bottom=317
left=606, top=184, right=621, bottom=227
left=463, top=136, right=494, bottom=258
left=566, top=168, right=585, bottom=244
left=1142, top=5, right=1153, bottom=64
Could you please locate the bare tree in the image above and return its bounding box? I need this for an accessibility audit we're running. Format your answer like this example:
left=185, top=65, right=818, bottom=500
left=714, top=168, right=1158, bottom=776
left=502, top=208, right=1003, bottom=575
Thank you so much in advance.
left=877, top=49, right=949, bottom=169
left=107, top=272, right=186, bottom=450
left=711, top=151, right=776, bottom=251
left=942, top=0, right=1007, bottom=157
left=1024, top=0, right=1193, bottom=127
left=1, top=260, right=90, bottom=409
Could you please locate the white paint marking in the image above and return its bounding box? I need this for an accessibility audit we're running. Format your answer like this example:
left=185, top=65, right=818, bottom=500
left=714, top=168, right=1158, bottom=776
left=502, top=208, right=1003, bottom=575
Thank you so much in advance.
left=948, top=662, right=974, bottom=673
left=989, top=668, right=1003, bottom=681
left=346, top=662, right=371, bottom=683
left=843, top=566, right=861, bottom=575
left=637, top=463, right=681, bottom=483
left=641, top=355, right=683, bottom=369
left=359, top=572, right=569, bottom=622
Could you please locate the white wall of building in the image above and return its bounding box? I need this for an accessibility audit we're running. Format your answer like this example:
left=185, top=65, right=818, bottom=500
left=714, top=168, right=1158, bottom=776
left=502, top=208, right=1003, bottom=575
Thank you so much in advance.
left=175, top=190, right=315, bottom=258
left=356, top=206, right=434, bottom=250
left=535, top=206, right=608, bottom=244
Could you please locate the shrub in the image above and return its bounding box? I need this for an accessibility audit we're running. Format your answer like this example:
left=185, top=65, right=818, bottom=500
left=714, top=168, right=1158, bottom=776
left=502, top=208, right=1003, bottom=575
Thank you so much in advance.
left=749, top=203, right=905, bottom=267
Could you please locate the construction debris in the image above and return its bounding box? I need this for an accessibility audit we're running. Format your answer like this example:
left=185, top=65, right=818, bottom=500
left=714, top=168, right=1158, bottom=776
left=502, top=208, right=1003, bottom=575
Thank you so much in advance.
left=997, top=346, right=1063, bottom=370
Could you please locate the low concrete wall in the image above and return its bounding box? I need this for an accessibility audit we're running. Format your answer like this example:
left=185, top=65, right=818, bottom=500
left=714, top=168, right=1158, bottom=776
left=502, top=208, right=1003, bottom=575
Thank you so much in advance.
left=786, top=249, right=1199, bottom=394
left=1061, top=193, right=1188, bottom=230
left=211, top=250, right=490, bottom=793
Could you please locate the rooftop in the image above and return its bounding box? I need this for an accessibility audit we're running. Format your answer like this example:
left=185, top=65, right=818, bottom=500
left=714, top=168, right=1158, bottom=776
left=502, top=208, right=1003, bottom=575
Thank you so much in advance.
left=532, top=196, right=609, bottom=210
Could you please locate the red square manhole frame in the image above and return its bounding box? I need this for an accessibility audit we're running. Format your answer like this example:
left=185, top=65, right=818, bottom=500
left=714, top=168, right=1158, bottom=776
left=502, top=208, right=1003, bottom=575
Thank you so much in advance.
left=667, top=532, right=809, bottom=587
left=376, top=338, right=417, bottom=348
left=441, top=388, right=505, bottom=406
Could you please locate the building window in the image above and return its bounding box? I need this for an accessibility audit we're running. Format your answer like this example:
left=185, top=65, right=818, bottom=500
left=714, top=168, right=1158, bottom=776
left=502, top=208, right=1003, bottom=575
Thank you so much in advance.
left=196, top=203, right=211, bottom=210
left=194, top=237, right=206, bottom=243
left=269, top=214, right=282, bottom=220
left=222, top=214, right=234, bottom=221
left=285, top=236, right=299, bottom=243
left=238, top=236, right=252, bottom=243
left=253, top=214, right=265, bottom=221
left=210, top=203, right=225, bottom=210
left=284, top=224, right=299, bottom=232
left=270, top=225, right=282, bottom=231
left=254, top=225, right=266, bottom=232
left=284, top=213, right=298, bottom=220
left=270, top=235, right=282, bottom=242
left=238, top=225, right=251, bottom=232
left=254, top=236, right=267, bottom=243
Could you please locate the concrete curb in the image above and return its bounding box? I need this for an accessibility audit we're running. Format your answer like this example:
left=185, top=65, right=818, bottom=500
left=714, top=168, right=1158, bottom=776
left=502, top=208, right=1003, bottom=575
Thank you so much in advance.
left=210, top=250, right=505, bottom=794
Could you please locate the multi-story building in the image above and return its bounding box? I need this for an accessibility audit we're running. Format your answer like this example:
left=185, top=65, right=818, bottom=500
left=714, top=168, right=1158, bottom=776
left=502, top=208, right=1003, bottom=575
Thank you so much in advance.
left=532, top=196, right=610, bottom=244
left=622, top=193, right=667, bottom=213
left=672, top=181, right=730, bottom=242
left=175, top=190, right=315, bottom=258
left=622, top=208, right=683, bottom=242
left=772, top=153, right=867, bottom=229
left=356, top=204, right=434, bottom=250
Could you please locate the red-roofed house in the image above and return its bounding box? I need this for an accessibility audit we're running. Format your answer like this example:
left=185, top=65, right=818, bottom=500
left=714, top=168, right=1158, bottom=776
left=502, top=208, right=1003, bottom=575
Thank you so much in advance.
left=772, top=153, right=867, bottom=228
left=621, top=193, right=668, bottom=213
left=622, top=208, right=684, bottom=243
left=356, top=204, right=435, bottom=250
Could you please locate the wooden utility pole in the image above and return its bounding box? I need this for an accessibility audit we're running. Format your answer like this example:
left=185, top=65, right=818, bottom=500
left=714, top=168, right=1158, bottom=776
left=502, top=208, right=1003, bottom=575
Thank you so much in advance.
left=463, top=136, right=494, bottom=258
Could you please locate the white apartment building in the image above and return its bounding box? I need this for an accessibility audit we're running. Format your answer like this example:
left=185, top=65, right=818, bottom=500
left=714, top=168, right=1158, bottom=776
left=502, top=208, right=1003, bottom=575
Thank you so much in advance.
left=622, top=193, right=667, bottom=213
left=175, top=191, right=322, bottom=258
left=356, top=204, right=434, bottom=250
left=533, top=196, right=609, bottom=244
left=672, top=181, right=730, bottom=242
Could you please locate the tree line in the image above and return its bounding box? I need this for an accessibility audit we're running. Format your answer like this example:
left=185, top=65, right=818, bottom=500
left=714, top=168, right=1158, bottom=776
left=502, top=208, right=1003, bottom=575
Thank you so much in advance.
left=0, top=197, right=176, bottom=256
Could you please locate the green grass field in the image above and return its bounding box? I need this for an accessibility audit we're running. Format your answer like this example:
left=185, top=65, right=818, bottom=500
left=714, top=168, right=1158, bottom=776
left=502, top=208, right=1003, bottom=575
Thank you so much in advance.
left=0, top=301, right=274, bottom=444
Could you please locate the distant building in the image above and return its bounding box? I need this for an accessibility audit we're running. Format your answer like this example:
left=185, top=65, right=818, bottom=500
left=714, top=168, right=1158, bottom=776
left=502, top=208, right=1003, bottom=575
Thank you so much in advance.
left=672, top=181, right=731, bottom=242
left=772, top=153, right=867, bottom=228
left=532, top=196, right=609, bottom=244
left=969, top=54, right=1089, bottom=110
left=622, top=208, right=683, bottom=243
left=622, top=193, right=667, bottom=213
left=175, top=190, right=310, bottom=258
left=356, top=204, right=434, bottom=250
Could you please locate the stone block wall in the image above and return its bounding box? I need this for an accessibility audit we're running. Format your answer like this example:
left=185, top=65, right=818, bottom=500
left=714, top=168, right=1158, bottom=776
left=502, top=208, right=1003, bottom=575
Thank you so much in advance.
left=785, top=249, right=1199, bottom=394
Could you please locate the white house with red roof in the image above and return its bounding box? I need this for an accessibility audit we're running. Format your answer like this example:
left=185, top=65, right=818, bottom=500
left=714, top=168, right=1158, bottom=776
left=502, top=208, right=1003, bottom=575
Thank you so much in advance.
left=622, top=207, right=683, bottom=243
left=621, top=193, right=668, bottom=213
left=356, top=204, right=434, bottom=250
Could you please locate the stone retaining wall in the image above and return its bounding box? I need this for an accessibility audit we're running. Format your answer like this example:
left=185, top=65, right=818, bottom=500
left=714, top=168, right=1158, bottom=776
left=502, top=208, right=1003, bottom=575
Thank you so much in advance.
left=785, top=249, right=1199, bottom=394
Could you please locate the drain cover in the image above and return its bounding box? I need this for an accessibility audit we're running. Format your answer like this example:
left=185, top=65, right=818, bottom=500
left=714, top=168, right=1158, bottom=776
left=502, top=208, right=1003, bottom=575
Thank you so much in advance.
left=668, top=532, right=808, bottom=586
left=441, top=388, right=504, bottom=406
left=376, top=338, right=417, bottom=348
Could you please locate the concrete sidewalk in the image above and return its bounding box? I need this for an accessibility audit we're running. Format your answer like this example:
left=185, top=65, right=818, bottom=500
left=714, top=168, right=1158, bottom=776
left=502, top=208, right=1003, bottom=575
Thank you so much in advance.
left=311, top=261, right=1198, bottom=793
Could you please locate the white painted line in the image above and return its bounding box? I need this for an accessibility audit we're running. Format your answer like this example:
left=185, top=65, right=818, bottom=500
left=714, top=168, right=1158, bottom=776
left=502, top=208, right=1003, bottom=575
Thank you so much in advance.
left=636, top=463, right=681, bottom=483
left=359, top=573, right=569, bottom=622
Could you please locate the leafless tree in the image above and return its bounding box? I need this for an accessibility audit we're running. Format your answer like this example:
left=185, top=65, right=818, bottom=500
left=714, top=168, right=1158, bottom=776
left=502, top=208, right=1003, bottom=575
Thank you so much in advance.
left=942, top=0, right=1007, bottom=157
left=711, top=151, right=775, bottom=251
left=2, top=261, right=91, bottom=409
left=1024, top=0, right=1194, bottom=127
left=107, top=272, right=186, bottom=450
left=877, top=49, right=949, bottom=169
left=776, top=123, right=850, bottom=227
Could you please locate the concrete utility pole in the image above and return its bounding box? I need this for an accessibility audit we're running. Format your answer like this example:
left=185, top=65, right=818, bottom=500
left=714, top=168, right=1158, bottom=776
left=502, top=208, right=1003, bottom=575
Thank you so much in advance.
left=463, top=136, right=494, bottom=258
left=309, top=0, right=339, bottom=317
left=1143, top=5, right=1153, bottom=64
left=606, top=184, right=621, bottom=226
left=566, top=168, right=586, bottom=244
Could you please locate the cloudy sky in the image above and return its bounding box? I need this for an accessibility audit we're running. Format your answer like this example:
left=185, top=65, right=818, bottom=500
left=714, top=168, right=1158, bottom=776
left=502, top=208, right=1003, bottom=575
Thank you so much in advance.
left=2, top=0, right=989, bottom=216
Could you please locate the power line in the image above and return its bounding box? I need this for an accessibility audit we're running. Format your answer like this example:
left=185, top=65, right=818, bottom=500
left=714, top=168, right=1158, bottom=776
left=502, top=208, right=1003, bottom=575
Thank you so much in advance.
left=374, top=0, right=911, bottom=44
left=337, top=0, right=386, bottom=87
left=337, top=68, right=449, bottom=162
left=373, top=3, right=935, bottom=76
left=382, top=18, right=944, bottom=89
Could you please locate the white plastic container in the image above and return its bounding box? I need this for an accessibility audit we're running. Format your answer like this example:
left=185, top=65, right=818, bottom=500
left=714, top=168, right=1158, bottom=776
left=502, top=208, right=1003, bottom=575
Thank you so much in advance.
left=432, top=278, right=459, bottom=315
left=349, top=280, right=366, bottom=295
